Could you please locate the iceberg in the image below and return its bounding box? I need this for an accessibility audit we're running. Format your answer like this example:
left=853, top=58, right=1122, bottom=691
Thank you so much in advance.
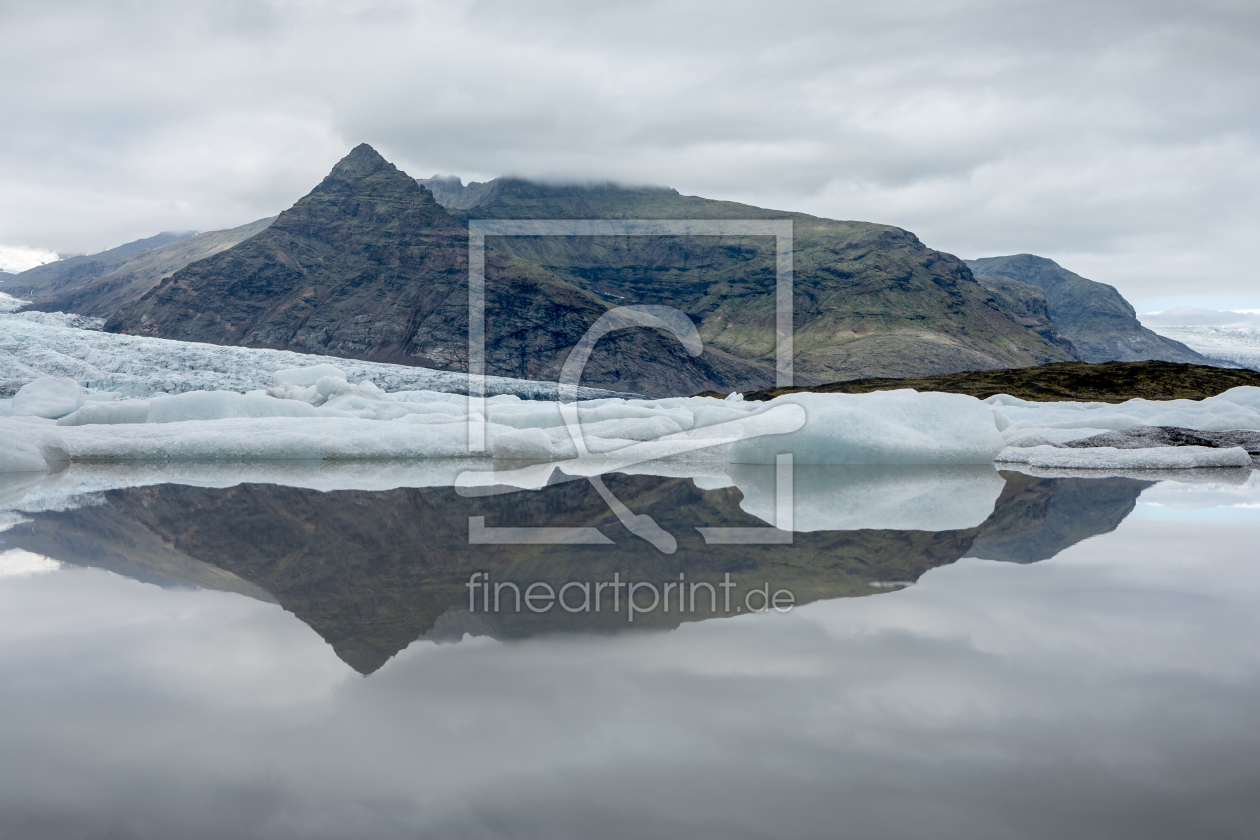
left=996, top=444, right=1253, bottom=470
left=728, top=391, right=1005, bottom=465
left=986, top=388, right=1260, bottom=433
left=12, top=377, right=85, bottom=419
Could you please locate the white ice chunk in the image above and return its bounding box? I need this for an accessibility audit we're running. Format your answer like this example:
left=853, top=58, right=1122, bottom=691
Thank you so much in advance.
left=996, top=444, right=1253, bottom=469
left=984, top=387, right=1260, bottom=433
left=0, top=435, right=47, bottom=473
left=576, top=416, right=686, bottom=442
left=57, top=401, right=151, bottom=426
left=12, top=377, right=85, bottom=419
left=0, top=420, right=69, bottom=473
left=729, top=391, right=1005, bottom=465
left=491, top=428, right=559, bottom=461
left=146, top=391, right=321, bottom=423
left=48, top=416, right=479, bottom=462
left=273, top=364, right=347, bottom=388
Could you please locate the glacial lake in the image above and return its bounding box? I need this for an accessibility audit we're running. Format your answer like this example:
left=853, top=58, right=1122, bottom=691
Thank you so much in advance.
left=1, top=462, right=1259, bottom=839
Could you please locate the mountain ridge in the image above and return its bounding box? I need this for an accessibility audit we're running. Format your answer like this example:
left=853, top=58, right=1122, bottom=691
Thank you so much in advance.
left=421, top=171, right=1080, bottom=384
left=2, top=230, right=199, bottom=301
left=967, top=254, right=1207, bottom=364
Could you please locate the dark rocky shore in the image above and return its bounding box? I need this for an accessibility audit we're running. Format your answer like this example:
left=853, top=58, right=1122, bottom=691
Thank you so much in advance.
left=732, top=360, right=1260, bottom=404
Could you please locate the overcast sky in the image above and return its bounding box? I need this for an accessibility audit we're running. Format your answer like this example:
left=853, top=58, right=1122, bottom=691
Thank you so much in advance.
left=1, top=0, right=1257, bottom=307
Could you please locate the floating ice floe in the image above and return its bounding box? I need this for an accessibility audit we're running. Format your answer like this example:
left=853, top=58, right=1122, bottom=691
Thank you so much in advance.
left=728, top=391, right=1004, bottom=465
left=988, top=387, right=1260, bottom=433
left=4, top=342, right=1260, bottom=479
left=996, top=444, right=1253, bottom=470
left=2, top=371, right=1008, bottom=475
left=11, top=377, right=84, bottom=419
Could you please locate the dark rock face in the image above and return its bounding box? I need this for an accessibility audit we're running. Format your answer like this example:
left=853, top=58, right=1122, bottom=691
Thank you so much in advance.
left=967, top=254, right=1209, bottom=364
left=974, top=273, right=1080, bottom=359
left=438, top=177, right=1079, bottom=384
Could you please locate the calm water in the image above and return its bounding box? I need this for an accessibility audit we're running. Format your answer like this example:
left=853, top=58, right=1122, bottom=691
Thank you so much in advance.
left=1, top=463, right=1258, bottom=839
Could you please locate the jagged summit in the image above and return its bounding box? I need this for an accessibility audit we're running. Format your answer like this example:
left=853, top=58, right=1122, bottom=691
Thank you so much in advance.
left=323, top=142, right=402, bottom=183
left=417, top=174, right=682, bottom=212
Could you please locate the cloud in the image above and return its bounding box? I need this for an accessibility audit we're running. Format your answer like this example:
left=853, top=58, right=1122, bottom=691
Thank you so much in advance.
left=0, top=0, right=1257, bottom=301
left=0, top=245, right=60, bottom=274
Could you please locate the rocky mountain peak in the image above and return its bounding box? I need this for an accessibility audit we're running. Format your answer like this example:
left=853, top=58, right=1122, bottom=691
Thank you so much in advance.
left=327, top=142, right=393, bottom=180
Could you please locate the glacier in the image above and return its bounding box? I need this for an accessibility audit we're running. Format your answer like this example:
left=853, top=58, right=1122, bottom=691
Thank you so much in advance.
left=1145, top=325, right=1260, bottom=370
left=0, top=302, right=636, bottom=401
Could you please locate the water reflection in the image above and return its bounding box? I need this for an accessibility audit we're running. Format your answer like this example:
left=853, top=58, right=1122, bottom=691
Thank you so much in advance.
left=2, top=466, right=1259, bottom=839
left=4, top=466, right=1153, bottom=674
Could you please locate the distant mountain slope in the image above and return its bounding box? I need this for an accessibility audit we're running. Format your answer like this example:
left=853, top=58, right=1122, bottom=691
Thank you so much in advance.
left=107, top=145, right=768, bottom=397
left=2, top=231, right=198, bottom=302
left=27, top=217, right=275, bottom=318
left=971, top=273, right=1080, bottom=358
left=428, top=176, right=1078, bottom=383
left=967, top=254, right=1208, bottom=364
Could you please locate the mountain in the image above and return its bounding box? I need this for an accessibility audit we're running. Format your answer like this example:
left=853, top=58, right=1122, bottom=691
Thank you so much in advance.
left=106, top=145, right=768, bottom=396
left=2, top=230, right=199, bottom=303
left=426, top=175, right=1079, bottom=383
left=104, top=145, right=1075, bottom=397
left=23, top=217, right=275, bottom=317
left=966, top=254, right=1209, bottom=364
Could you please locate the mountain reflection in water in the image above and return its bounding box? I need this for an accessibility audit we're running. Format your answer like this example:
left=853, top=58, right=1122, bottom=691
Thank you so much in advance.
left=5, top=467, right=1152, bottom=675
